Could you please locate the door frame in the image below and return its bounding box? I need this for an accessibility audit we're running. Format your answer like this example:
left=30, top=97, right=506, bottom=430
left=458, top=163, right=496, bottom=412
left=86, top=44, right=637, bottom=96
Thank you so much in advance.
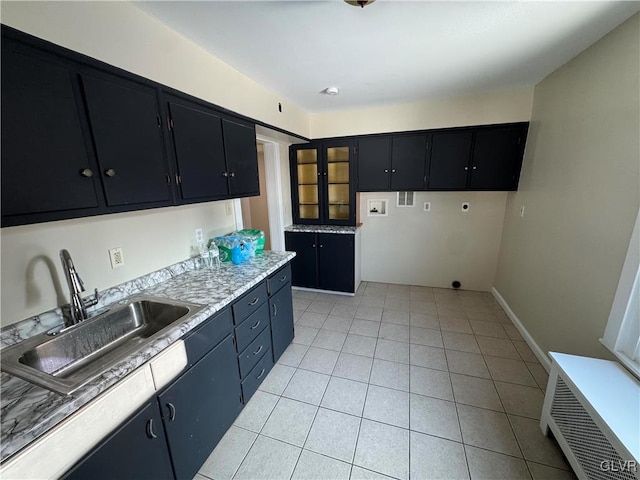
left=256, top=134, right=286, bottom=251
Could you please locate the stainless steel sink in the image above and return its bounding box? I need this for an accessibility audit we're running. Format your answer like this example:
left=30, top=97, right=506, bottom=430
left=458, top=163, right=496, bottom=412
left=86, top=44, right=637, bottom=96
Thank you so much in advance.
left=1, top=295, right=206, bottom=394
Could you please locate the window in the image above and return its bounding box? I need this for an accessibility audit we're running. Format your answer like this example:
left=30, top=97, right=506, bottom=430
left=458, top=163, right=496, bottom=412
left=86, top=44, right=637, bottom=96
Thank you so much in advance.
left=601, top=210, right=640, bottom=378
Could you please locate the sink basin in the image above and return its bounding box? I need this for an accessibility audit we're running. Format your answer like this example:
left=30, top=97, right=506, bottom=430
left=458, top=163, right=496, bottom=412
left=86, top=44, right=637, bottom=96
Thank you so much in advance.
left=1, top=295, right=206, bottom=394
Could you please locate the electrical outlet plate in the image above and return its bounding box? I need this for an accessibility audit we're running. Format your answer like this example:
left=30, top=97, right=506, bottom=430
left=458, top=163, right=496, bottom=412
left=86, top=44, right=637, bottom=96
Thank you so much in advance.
left=108, top=247, right=125, bottom=269
left=424, top=202, right=431, bottom=212
left=225, top=201, right=232, bottom=216
left=195, top=228, right=204, bottom=243
left=461, top=202, right=470, bottom=212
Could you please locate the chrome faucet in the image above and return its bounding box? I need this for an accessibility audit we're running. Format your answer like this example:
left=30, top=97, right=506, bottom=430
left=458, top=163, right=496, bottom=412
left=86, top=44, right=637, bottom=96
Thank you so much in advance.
left=60, top=249, right=99, bottom=325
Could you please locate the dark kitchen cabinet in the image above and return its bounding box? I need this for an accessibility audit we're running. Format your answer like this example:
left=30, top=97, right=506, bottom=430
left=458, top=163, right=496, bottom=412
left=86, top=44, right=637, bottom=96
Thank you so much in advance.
left=357, top=137, right=392, bottom=191
left=61, top=402, right=173, bottom=480
left=1, top=39, right=101, bottom=220
left=427, top=124, right=528, bottom=191
left=165, top=94, right=259, bottom=202
left=285, top=231, right=356, bottom=293
left=290, top=140, right=356, bottom=226
left=81, top=73, right=172, bottom=207
left=269, top=278, right=294, bottom=362
left=468, top=125, right=527, bottom=190
left=428, top=131, right=473, bottom=190
left=159, top=334, right=242, bottom=480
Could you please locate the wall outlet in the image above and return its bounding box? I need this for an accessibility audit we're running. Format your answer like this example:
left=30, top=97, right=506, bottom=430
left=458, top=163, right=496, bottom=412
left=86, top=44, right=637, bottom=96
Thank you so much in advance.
left=424, top=202, right=431, bottom=212
left=195, top=228, right=204, bottom=243
left=225, top=201, right=232, bottom=216
left=520, top=205, right=526, bottom=217
left=461, top=202, right=470, bottom=212
left=108, top=247, right=125, bottom=269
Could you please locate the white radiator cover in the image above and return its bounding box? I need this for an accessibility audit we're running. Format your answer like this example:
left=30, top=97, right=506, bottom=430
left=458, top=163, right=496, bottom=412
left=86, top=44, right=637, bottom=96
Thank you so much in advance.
left=541, top=353, right=640, bottom=480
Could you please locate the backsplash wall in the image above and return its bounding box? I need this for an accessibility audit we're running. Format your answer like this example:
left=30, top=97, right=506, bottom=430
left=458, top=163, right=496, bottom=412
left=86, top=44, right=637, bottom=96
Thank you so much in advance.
left=0, top=201, right=236, bottom=327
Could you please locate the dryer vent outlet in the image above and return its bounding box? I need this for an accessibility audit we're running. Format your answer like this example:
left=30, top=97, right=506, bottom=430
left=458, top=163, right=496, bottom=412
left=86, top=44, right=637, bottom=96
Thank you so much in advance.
left=452, top=281, right=461, bottom=289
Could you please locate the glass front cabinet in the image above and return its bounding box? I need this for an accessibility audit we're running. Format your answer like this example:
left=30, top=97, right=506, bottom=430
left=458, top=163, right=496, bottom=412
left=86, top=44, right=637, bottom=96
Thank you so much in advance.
left=290, top=140, right=356, bottom=226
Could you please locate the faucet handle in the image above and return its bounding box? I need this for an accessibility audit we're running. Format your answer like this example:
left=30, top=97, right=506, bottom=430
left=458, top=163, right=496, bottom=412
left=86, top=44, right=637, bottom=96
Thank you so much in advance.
left=83, top=288, right=100, bottom=308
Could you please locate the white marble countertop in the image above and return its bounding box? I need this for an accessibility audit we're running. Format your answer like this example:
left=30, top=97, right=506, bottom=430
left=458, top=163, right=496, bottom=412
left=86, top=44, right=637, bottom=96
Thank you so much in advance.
left=284, top=224, right=360, bottom=234
left=0, top=251, right=295, bottom=463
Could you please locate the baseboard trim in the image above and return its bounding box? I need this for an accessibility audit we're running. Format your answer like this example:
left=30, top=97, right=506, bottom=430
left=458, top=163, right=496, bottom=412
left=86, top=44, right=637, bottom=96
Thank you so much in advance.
left=491, top=287, right=552, bottom=372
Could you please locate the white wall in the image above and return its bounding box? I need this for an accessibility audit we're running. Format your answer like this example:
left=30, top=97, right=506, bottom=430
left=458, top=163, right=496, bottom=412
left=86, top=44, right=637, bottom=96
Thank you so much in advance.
left=310, top=87, right=534, bottom=138
left=494, top=14, right=640, bottom=359
left=0, top=1, right=310, bottom=138
left=359, top=192, right=507, bottom=290
left=1, top=202, right=237, bottom=327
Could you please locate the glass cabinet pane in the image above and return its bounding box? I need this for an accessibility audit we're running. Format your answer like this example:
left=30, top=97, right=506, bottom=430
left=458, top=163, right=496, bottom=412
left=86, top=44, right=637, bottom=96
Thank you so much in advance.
left=326, top=146, right=350, bottom=221
left=296, top=148, right=319, bottom=220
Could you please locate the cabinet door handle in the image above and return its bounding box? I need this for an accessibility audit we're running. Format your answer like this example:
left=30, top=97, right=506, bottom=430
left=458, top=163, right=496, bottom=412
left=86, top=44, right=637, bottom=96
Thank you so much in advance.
left=80, top=168, right=93, bottom=178
left=156, top=114, right=162, bottom=129
left=472, top=166, right=477, bottom=170
left=279, top=275, right=287, bottom=282
left=250, top=319, right=261, bottom=330
left=222, top=171, right=229, bottom=177
left=256, top=368, right=266, bottom=380
left=312, top=244, right=316, bottom=248
left=253, top=345, right=264, bottom=356
left=319, top=244, right=324, bottom=248
left=166, top=402, right=176, bottom=421
left=104, top=168, right=116, bottom=177
left=229, top=172, right=236, bottom=178
left=464, top=166, right=469, bottom=171
left=248, top=296, right=260, bottom=306
left=272, top=304, right=278, bottom=316
left=384, top=169, right=389, bottom=173
left=392, top=169, right=396, bottom=173
left=146, top=418, right=157, bottom=439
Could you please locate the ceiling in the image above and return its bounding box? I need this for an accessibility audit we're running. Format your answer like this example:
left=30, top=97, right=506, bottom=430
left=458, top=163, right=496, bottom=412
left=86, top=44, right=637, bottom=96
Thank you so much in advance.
left=134, top=1, right=639, bottom=113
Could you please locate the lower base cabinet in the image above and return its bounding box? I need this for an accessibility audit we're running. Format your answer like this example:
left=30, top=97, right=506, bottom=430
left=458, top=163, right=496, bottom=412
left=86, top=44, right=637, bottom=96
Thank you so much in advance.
left=285, top=231, right=356, bottom=293
left=160, top=334, right=242, bottom=480
left=62, top=401, right=174, bottom=480
left=61, top=265, right=295, bottom=480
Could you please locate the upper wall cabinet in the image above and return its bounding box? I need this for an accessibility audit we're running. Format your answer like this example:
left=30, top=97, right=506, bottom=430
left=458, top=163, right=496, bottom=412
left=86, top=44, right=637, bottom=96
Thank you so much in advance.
left=1, top=26, right=260, bottom=227
left=290, top=140, right=356, bottom=226
left=355, top=123, right=528, bottom=193
left=357, top=135, right=429, bottom=191
left=81, top=72, right=172, bottom=207
left=1, top=39, right=101, bottom=221
left=165, top=94, right=259, bottom=202
left=428, top=124, right=528, bottom=191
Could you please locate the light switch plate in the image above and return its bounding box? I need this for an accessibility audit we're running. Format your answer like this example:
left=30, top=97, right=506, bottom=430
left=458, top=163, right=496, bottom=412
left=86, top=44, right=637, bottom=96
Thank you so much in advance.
left=195, top=228, right=204, bottom=243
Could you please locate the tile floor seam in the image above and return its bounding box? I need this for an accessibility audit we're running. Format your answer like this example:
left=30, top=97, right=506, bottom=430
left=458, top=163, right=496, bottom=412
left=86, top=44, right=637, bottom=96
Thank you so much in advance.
left=228, top=426, right=260, bottom=480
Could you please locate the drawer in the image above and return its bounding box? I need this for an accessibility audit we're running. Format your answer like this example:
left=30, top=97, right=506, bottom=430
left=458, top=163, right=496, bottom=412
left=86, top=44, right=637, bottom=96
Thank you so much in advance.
left=241, top=349, right=273, bottom=403
left=268, top=263, right=292, bottom=296
left=183, top=308, right=233, bottom=366
left=232, top=282, right=268, bottom=325
left=237, top=325, right=271, bottom=378
left=234, top=303, right=269, bottom=352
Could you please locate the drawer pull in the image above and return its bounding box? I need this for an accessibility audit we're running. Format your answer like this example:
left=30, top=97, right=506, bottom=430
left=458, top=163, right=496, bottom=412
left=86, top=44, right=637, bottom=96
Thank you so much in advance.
left=146, top=419, right=157, bottom=439
left=279, top=275, right=287, bottom=282
left=166, top=402, right=176, bottom=422
left=248, top=297, right=260, bottom=306
left=250, top=319, right=261, bottom=330
left=272, top=304, right=278, bottom=316
left=253, top=345, right=264, bottom=356
left=256, top=368, right=266, bottom=380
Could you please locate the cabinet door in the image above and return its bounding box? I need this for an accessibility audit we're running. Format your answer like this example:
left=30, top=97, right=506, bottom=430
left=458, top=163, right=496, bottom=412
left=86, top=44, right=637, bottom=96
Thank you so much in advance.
left=469, top=126, right=527, bottom=190
left=318, top=233, right=355, bottom=293
left=391, top=134, right=427, bottom=191
left=285, top=232, right=318, bottom=288
left=291, top=145, right=322, bottom=224
left=223, top=119, right=259, bottom=197
left=428, top=131, right=473, bottom=190
left=62, top=402, right=173, bottom=480
left=168, top=101, right=227, bottom=200
left=269, top=284, right=294, bottom=362
left=357, top=137, right=391, bottom=191
left=1, top=42, right=100, bottom=218
left=159, top=334, right=242, bottom=480
left=324, top=140, right=355, bottom=225
left=81, top=74, right=171, bottom=207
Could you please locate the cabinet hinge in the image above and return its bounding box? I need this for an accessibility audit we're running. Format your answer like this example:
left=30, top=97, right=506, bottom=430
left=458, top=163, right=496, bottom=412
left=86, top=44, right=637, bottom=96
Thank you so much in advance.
left=353, top=146, right=358, bottom=155
left=239, top=392, right=244, bottom=404
left=517, top=136, right=522, bottom=145
left=156, top=115, right=162, bottom=129
left=232, top=335, right=237, bottom=347
left=426, top=141, right=430, bottom=150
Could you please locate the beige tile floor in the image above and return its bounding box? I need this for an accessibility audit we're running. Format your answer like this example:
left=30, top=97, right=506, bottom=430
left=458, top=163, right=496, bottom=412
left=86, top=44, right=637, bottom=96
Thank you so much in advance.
left=195, top=282, right=577, bottom=480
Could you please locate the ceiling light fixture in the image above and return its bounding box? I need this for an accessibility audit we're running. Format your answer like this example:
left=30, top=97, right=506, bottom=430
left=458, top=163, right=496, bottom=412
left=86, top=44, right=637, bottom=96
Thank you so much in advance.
left=344, top=0, right=376, bottom=8
left=324, top=87, right=340, bottom=96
